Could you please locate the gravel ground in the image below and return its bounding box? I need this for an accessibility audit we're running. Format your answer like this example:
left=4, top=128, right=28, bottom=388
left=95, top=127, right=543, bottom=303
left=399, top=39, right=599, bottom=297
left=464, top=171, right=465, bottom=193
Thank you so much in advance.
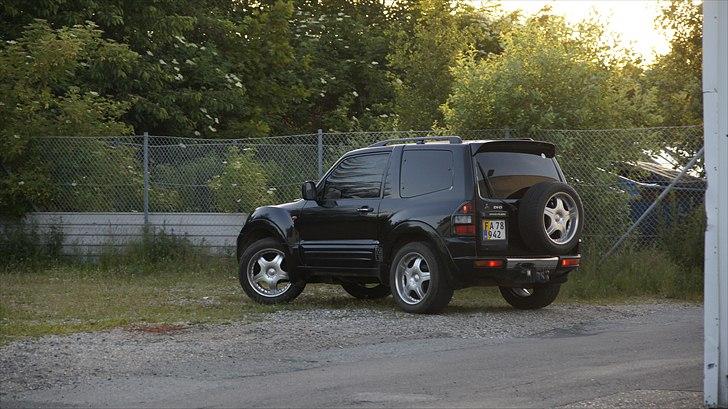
left=0, top=302, right=699, bottom=400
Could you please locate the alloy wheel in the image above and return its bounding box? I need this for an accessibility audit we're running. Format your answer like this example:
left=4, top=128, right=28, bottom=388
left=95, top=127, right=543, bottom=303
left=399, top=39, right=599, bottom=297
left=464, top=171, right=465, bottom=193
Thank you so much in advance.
left=543, top=192, right=579, bottom=245
left=394, top=252, right=431, bottom=305
left=246, top=248, right=292, bottom=297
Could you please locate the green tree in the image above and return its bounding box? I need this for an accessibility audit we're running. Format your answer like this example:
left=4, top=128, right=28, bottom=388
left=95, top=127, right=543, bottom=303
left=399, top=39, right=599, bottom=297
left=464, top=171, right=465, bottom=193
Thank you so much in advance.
left=152, top=153, right=224, bottom=212
left=0, top=21, right=136, bottom=215
left=442, top=13, right=659, bottom=132
left=2, top=1, right=306, bottom=138
left=646, top=0, right=702, bottom=163
left=388, top=0, right=508, bottom=129
left=650, top=0, right=702, bottom=127
left=284, top=0, right=398, bottom=132
left=389, top=0, right=471, bottom=129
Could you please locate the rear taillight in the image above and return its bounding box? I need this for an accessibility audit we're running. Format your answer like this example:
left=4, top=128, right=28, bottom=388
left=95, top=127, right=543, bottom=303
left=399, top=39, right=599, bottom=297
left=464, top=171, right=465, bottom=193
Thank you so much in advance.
left=453, top=202, right=475, bottom=236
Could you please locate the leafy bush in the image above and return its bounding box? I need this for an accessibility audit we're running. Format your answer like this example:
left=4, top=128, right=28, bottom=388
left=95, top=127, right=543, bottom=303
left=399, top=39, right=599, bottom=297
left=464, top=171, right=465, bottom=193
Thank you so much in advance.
left=443, top=14, right=661, bottom=132
left=153, top=153, right=224, bottom=212
left=0, top=223, right=64, bottom=265
left=0, top=21, right=136, bottom=215
left=208, top=147, right=271, bottom=212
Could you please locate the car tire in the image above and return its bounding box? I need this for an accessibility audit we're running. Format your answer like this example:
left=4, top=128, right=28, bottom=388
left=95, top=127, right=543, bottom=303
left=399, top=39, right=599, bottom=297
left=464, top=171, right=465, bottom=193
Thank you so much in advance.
left=341, top=283, right=390, bottom=299
left=518, top=181, right=584, bottom=254
left=499, top=284, right=560, bottom=310
left=389, top=242, right=453, bottom=314
left=239, top=238, right=305, bottom=304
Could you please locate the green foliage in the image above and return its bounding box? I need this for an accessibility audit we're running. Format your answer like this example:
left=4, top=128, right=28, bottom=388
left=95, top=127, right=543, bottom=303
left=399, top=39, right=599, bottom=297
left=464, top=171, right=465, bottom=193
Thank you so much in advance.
left=443, top=13, right=660, bottom=132
left=152, top=154, right=223, bottom=212
left=388, top=1, right=492, bottom=129
left=647, top=0, right=703, bottom=158
left=0, top=21, right=136, bottom=215
left=0, top=0, right=701, bottom=140
left=97, top=228, right=224, bottom=272
left=208, top=147, right=271, bottom=212
left=285, top=0, right=399, bottom=132
left=657, top=206, right=705, bottom=273
left=562, top=246, right=701, bottom=301
left=0, top=223, right=63, bottom=265
left=650, top=0, right=702, bottom=126
left=2, top=1, right=306, bottom=138
left=389, top=1, right=519, bottom=130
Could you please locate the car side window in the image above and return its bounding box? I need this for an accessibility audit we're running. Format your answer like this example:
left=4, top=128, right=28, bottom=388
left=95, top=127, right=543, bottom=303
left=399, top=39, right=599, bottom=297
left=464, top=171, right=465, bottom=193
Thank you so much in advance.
left=400, top=150, right=453, bottom=198
left=323, top=153, right=389, bottom=199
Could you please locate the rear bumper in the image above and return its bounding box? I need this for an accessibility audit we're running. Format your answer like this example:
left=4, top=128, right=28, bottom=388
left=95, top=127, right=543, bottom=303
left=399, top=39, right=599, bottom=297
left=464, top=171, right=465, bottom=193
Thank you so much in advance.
left=451, top=255, right=580, bottom=288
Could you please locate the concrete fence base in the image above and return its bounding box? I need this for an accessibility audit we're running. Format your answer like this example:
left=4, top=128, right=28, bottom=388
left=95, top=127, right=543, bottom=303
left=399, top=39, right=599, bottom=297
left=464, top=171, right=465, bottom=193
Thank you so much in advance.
left=1, top=212, right=247, bottom=256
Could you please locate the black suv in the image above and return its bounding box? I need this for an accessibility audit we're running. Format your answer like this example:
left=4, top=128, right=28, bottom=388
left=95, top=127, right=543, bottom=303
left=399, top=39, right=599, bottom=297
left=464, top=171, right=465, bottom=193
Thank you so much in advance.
left=236, top=136, right=583, bottom=313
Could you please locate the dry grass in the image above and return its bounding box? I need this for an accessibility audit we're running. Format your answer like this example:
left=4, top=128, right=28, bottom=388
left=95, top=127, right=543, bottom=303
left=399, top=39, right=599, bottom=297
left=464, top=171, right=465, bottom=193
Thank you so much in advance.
left=0, top=249, right=701, bottom=345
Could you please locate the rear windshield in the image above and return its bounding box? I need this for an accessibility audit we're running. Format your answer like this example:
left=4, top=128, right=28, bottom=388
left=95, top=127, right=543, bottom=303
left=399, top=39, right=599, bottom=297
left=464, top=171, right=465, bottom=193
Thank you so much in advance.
left=474, top=152, right=560, bottom=199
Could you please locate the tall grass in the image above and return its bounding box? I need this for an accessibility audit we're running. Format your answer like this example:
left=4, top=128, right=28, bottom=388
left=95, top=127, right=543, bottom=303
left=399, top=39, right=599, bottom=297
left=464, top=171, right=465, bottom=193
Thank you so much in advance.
left=564, top=207, right=705, bottom=301
left=0, top=223, right=64, bottom=265
left=0, top=225, right=235, bottom=275
left=96, top=228, right=235, bottom=275
left=562, top=246, right=702, bottom=301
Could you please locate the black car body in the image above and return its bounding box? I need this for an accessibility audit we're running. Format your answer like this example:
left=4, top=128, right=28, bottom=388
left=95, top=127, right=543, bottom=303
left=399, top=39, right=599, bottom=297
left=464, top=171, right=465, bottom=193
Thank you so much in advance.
left=236, top=136, right=583, bottom=313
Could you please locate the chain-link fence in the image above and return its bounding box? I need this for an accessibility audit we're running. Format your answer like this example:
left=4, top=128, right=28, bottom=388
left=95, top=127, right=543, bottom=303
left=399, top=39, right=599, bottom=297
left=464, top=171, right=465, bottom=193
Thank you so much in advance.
left=9, top=126, right=705, bottom=255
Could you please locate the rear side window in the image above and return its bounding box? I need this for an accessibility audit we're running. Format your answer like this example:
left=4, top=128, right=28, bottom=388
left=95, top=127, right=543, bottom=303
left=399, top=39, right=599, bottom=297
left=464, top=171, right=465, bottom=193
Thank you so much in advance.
left=475, top=152, right=560, bottom=199
left=323, top=153, right=389, bottom=199
left=400, top=150, right=453, bottom=198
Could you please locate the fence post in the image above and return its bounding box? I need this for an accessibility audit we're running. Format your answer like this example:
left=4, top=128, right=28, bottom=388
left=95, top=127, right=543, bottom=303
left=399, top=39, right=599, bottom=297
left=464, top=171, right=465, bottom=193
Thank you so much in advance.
left=317, top=129, right=323, bottom=179
left=603, top=145, right=705, bottom=259
left=143, top=132, right=150, bottom=226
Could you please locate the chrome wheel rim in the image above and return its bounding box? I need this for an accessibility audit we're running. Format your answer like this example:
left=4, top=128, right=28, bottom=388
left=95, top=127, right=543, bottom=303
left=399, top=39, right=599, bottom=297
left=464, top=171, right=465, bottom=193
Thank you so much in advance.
left=247, top=248, right=291, bottom=297
left=512, top=288, right=533, bottom=297
left=543, top=192, right=579, bottom=245
left=395, top=252, right=431, bottom=305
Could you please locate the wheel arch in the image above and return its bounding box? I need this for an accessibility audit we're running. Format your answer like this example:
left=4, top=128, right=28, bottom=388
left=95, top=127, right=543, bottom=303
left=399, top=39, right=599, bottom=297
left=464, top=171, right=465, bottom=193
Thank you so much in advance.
left=236, top=219, right=288, bottom=262
left=380, top=221, right=457, bottom=285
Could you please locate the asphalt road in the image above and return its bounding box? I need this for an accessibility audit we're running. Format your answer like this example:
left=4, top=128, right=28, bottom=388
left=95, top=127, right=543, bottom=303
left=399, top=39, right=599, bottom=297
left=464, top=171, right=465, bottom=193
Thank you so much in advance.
left=3, top=305, right=702, bottom=408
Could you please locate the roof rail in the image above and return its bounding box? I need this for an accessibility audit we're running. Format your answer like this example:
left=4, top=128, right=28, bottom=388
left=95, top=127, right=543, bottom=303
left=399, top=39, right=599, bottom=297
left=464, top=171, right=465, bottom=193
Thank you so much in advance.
left=368, top=136, right=462, bottom=147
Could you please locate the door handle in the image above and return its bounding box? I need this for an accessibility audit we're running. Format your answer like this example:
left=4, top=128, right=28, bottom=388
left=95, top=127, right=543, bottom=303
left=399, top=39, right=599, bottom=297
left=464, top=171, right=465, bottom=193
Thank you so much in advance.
left=356, top=206, right=374, bottom=213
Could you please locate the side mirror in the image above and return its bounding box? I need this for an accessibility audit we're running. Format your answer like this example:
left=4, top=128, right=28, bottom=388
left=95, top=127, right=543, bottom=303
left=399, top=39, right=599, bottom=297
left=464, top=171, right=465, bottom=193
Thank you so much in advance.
left=301, top=181, right=317, bottom=201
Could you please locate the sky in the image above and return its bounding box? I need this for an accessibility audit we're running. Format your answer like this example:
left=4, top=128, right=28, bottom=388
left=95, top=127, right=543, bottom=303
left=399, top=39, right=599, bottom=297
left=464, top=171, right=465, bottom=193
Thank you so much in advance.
left=487, top=1, right=672, bottom=64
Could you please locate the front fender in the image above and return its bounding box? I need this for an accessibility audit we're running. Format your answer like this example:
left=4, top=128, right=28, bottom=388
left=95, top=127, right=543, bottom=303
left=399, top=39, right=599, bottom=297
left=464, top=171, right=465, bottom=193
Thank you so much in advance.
left=236, top=207, right=298, bottom=261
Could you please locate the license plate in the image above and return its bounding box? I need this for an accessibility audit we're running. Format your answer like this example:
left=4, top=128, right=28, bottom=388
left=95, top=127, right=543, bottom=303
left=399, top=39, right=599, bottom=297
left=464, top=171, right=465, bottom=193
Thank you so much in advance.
left=483, top=219, right=506, bottom=240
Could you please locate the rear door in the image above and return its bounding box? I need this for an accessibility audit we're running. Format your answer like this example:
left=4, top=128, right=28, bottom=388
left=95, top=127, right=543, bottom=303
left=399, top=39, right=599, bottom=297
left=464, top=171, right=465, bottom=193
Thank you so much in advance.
left=297, top=152, right=391, bottom=273
left=473, top=147, right=562, bottom=255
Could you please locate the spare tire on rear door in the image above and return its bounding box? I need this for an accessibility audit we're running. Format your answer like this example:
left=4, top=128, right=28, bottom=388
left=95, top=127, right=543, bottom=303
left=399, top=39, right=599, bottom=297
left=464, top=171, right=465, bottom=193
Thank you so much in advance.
left=518, top=181, right=584, bottom=254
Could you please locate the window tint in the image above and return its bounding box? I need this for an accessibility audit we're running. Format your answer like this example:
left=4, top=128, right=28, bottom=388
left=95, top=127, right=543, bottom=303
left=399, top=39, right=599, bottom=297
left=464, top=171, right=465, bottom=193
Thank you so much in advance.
left=475, top=152, right=560, bottom=199
left=382, top=166, right=393, bottom=197
left=400, top=150, right=453, bottom=198
left=323, top=153, right=389, bottom=199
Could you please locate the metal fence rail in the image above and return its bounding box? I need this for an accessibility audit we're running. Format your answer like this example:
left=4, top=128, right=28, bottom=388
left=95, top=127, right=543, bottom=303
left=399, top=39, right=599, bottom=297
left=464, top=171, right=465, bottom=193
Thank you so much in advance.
left=7, top=126, right=705, bottom=255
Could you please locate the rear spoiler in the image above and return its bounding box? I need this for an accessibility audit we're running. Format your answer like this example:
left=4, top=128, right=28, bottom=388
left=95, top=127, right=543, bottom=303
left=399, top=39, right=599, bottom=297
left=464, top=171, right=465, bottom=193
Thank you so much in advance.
left=469, top=140, right=556, bottom=158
